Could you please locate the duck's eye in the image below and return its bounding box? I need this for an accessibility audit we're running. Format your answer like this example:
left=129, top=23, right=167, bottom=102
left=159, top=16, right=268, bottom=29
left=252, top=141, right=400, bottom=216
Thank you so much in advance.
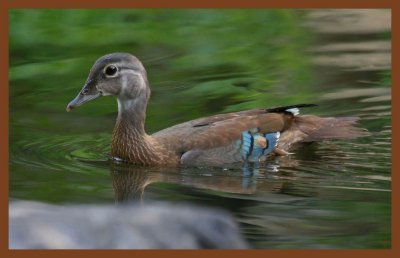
left=81, top=88, right=89, bottom=95
left=104, top=65, right=118, bottom=77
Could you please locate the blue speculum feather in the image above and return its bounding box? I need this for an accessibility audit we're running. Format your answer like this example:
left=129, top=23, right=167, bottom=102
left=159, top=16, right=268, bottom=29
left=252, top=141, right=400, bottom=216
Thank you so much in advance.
left=264, top=132, right=280, bottom=154
left=240, top=130, right=280, bottom=162
left=198, top=106, right=302, bottom=163
left=238, top=105, right=301, bottom=162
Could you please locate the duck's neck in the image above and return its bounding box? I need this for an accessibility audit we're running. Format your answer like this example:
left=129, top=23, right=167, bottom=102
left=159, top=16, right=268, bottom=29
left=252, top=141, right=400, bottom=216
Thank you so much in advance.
left=117, top=96, right=147, bottom=135
left=111, top=96, right=164, bottom=165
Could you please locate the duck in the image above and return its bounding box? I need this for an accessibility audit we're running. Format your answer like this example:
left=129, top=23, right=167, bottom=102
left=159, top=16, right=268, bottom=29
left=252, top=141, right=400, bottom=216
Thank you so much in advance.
left=66, top=53, right=368, bottom=166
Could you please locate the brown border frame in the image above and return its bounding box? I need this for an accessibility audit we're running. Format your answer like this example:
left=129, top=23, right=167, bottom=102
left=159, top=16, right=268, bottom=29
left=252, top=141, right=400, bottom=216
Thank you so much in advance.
left=1, top=0, right=397, bottom=257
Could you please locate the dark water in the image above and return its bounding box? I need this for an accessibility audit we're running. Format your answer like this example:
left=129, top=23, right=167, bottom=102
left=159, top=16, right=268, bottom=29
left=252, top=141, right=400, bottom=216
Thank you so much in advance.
left=9, top=9, right=391, bottom=248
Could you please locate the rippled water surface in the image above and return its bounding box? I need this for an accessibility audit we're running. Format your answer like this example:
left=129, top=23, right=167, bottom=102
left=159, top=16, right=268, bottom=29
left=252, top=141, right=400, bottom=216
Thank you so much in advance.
left=9, top=9, right=391, bottom=248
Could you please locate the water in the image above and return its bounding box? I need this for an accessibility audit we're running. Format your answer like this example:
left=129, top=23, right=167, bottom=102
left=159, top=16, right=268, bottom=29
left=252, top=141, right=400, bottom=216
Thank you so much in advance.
left=9, top=9, right=391, bottom=248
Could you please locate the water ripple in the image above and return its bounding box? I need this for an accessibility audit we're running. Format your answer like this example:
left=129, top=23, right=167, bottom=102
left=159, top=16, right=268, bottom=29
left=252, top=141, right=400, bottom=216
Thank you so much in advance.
left=10, top=133, right=111, bottom=173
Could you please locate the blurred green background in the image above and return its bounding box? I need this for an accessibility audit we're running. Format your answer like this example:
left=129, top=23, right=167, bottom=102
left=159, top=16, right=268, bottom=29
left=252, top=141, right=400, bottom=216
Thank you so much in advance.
left=9, top=9, right=318, bottom=131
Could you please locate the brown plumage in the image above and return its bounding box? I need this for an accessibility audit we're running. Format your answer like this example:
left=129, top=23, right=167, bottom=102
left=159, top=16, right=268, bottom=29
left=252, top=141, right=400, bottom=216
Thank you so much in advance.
left=66, top=53, right=369, bottom=166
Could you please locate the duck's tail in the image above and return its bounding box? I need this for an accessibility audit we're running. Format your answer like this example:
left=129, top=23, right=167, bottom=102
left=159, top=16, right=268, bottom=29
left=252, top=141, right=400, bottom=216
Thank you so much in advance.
left=294, top=115, right=370, bottom=142
left=266, top=103, right=370, bottom=141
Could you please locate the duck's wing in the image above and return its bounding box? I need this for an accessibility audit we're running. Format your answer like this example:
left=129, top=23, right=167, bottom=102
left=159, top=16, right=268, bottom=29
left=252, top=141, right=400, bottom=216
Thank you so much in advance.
left=152, top=104, right=315, bottom=154
left=153, top=103, right=369, bottom=160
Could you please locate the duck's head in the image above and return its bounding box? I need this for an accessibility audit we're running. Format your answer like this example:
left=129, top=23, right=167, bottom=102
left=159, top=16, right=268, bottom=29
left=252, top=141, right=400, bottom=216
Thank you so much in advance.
left=66, top=53, right=149, bottom=112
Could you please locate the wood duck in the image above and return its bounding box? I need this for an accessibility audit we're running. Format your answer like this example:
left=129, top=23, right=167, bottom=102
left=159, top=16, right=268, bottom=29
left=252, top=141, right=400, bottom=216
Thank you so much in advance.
left=67, top=53, right=368, bottom=166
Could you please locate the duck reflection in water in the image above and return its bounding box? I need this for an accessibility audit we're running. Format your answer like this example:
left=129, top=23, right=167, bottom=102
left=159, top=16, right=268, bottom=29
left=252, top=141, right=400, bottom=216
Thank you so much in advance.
left=109, top=138, right=357, bottom=204
left=109, top=157, right=308, bottom=204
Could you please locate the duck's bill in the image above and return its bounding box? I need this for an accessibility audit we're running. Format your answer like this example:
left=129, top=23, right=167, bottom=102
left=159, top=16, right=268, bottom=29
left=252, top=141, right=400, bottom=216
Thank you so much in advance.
left=66, top=92, right=101, bottom=112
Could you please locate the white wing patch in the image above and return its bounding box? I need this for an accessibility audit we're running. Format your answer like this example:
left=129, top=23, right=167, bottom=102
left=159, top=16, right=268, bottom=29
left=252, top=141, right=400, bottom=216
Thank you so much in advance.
left=285, top=107, right=300, bottom=116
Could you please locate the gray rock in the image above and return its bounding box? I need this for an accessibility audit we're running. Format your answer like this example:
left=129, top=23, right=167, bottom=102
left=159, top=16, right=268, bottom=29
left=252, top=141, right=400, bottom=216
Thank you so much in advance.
left=9, top=201, right=248, bottom=249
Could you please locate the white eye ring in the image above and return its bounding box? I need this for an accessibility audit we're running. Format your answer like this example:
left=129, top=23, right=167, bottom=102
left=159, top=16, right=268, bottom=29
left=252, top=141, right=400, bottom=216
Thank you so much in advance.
left=103, top=64, right=119, bottom=77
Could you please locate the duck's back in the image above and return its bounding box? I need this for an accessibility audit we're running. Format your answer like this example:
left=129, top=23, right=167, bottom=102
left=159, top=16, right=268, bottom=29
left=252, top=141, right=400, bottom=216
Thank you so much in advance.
left=152, top=104, right=368, bottom=166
